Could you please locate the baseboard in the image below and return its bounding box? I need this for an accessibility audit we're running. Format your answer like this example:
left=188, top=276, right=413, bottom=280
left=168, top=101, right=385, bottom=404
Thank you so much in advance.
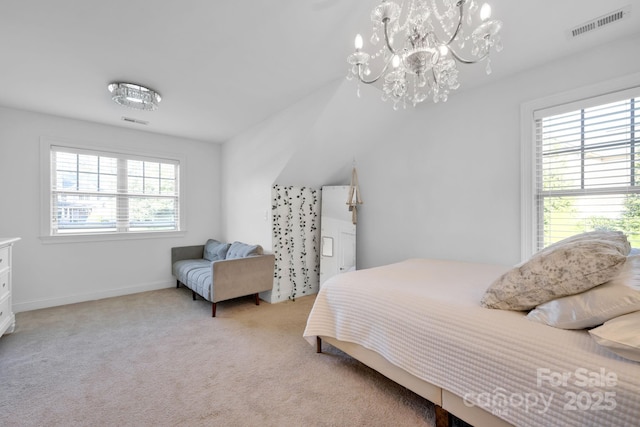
left=13, top=280, right=175, bottom=313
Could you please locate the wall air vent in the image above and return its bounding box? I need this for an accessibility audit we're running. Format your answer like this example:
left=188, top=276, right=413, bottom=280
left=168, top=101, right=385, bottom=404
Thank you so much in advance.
left=568, top=6, right=631, bottom=39
left=121, top=116, right=149, bottom=125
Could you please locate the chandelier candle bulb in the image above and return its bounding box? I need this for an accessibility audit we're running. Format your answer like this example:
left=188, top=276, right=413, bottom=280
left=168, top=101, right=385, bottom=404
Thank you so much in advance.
left=480, top=3, right=491, bottom=21
left=346, top=0, right=502, bottom=108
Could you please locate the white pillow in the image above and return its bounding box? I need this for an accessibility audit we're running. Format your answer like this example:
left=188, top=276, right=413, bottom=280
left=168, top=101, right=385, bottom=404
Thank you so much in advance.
left=481, top=233, right=629, bottom=310
left=589, top=311, right=640, bottom=362
left=527, top=255, right=640, bottom=329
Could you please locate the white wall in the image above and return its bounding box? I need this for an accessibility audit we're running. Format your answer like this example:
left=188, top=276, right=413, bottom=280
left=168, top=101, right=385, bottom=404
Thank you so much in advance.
left=220, top=82, right=341, bottom=250
left=0, top=107, right=221, bottom=311
left=3, top=35, right=638, bottom=312
left=221, top=33, right=640, bottom=271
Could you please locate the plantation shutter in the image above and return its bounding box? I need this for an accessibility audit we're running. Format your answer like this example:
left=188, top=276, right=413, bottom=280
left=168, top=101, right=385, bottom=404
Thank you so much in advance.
left=50, top=145, right=180, bottom=235
left=534, top=87, right=640, bottom=250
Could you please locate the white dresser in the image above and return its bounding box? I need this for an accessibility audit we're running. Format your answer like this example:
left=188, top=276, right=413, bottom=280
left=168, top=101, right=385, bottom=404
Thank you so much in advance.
left=0, top=238, right=20, bottom=337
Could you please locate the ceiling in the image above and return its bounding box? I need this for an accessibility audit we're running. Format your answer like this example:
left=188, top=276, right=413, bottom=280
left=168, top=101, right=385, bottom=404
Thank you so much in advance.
left=1, top=0, right=639, bottom=143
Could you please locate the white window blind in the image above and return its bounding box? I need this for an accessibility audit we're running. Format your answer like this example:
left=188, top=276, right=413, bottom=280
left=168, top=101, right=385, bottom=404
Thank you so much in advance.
left=535, top=89, right=640, bottom=250
left=50, top=145, right=180, bottom=235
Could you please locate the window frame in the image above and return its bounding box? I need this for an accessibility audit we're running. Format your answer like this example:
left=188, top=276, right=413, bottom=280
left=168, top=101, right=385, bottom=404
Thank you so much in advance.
left=40, top=138, right=186, bottom=243
left=521, top=73, right=640, bottom=260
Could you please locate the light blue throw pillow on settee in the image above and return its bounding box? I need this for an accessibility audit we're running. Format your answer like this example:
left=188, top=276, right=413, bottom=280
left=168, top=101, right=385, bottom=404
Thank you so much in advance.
left=226, top=241, right=259, bottom=259
left=203, top=239, right=231, bottom=261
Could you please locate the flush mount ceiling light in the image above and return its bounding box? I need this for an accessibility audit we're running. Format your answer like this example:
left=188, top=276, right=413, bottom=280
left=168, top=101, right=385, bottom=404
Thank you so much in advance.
left=347, top=0, right=503, bottom=110
left=107, top=82, right=161, bottom=111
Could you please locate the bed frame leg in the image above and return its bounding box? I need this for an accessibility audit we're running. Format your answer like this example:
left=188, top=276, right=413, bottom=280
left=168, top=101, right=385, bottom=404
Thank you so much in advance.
left=192, top=290, right=197, bottom=301
left=176, top=280, right=180, bottom=288
left=435, top=405, right=450, bottom=427
left=316, top=336, right=322, bottom=353
left=212, top=302, right=217, bottom=317
left=254, top=293, right=260, bottom=305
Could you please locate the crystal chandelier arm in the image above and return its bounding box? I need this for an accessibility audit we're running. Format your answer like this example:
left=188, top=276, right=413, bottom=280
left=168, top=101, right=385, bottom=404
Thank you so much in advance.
left=445, top=2, right=500, bottom=65
left=448, top=46, right=489, bottom=64
left=382, top=18, right=401, bottom=56
left=443, top=1, right=466, bottom=45
left=424, top=2, right=466, bottom=52
left=426, top=0, right=464, bottom=46
left=355, top=60, right=393, bottom=85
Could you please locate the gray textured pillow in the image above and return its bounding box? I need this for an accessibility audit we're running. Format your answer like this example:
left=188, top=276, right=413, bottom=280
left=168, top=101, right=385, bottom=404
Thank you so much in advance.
left=526, top=255, right=640, bottom=329
left=482, top=233, right=630, bottom=311
left=203, top=239, right=230, bottom=261
left=226, top=241, right=260, bottom=260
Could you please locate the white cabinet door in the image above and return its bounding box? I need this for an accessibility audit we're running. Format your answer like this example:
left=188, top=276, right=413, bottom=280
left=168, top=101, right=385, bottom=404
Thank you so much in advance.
left=320, top=186, right=356, bottom=288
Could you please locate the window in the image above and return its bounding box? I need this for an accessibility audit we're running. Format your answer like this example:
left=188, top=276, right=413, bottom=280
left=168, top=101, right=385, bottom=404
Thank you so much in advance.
left=45, top=143, right=181, bottom=237
left=529, top=87, right=640, bottom=253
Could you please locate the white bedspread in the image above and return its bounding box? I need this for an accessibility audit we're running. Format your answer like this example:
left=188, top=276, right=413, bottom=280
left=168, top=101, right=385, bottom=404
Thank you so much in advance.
left=303, top=258, right=640, bottom=427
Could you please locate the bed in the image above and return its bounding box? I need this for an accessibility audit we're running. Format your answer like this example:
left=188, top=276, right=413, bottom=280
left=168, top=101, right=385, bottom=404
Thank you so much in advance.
left=303, top=258, right=640, bottom=427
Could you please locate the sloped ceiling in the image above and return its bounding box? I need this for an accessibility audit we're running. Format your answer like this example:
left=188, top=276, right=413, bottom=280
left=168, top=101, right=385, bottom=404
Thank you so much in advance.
left=0, top=0, right=639, bottom=143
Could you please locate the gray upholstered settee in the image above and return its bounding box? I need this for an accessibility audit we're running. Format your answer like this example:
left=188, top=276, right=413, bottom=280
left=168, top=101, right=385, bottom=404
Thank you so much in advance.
left=171, top=239, right=275, bottom=317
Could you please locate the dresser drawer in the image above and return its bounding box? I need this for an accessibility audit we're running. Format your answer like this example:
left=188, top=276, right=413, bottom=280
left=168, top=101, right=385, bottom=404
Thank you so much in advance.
left=0, top=246, right=8, bottom=271
left=0, top=295, right=9, bottom=327
left=0, top=271, right=8, bottom=300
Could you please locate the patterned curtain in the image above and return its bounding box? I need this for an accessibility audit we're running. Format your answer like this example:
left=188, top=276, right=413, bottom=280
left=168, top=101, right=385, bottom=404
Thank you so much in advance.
left=271, top=185, right=320, bottom=301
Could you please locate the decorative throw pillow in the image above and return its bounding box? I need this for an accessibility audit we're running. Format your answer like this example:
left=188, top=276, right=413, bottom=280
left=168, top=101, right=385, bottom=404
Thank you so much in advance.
left=226, top=241, right=260, bottom=260
left=589, top=311, right=640, bottom=362
left=203, top=239, right=230, bottom=261
left=215, top=243, right=231, bottom=260
left=481, top=232, right=630, bottom=311
left=537, top=230, right=631, bottom=258
left=527, top=255, right=640, bottom=329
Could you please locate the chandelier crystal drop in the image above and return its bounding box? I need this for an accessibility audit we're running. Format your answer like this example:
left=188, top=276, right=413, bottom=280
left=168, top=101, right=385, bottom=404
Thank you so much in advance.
left=347, top=0, right=502, bottom=110
left=107, top=82, right=162, bottom=111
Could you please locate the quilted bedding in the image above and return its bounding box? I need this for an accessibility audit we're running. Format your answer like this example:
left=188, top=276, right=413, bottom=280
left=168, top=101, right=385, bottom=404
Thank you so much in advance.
left=303, top=258, right=640, bottom=427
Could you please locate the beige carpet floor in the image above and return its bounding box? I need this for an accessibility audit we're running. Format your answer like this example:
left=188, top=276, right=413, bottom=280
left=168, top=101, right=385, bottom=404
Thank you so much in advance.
left=0, top=288, right=436, bottom=426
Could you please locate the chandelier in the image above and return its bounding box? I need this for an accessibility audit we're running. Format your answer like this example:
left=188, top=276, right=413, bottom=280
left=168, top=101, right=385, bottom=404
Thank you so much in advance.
left=107, top=82, right=162, bottom=111
left=347, top=0, right=502, bottom=109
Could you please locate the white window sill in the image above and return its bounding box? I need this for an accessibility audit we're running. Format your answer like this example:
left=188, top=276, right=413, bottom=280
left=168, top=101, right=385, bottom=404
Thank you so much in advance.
left=40, top=230, right=186, bottom=244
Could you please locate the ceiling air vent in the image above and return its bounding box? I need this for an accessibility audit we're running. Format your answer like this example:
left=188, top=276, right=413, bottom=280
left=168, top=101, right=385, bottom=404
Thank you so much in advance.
left=568, top=6, right=631, bottom=39
left=121, top=116, right=149, bottom=125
